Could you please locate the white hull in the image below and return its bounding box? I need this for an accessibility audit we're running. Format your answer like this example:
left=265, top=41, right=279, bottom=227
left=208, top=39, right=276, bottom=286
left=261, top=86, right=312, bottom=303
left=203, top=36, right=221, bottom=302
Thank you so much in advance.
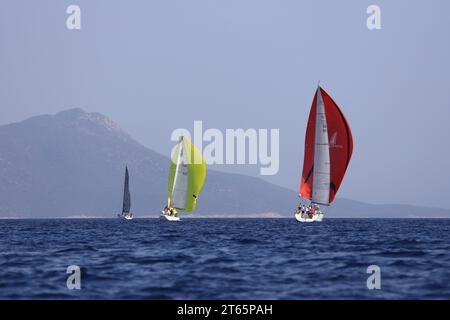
left=118, top=213, right=133, bottom=220
left=160, top=211, right=180, bottom=221
left=295, top=213, right=323, bottom=223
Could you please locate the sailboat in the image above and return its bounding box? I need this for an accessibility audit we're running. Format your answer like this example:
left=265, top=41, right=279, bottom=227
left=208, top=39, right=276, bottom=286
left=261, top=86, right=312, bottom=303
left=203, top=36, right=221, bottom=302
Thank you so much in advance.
left=295, top=85, right=354, bottom=223
left=161, top=136, right=206, bottom=221
left=118, top=166, right=133, bottom=220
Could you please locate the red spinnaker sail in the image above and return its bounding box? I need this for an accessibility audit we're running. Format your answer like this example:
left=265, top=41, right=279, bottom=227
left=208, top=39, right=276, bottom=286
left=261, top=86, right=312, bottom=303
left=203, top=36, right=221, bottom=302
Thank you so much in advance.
left=299, top=87, right=353, bottom=204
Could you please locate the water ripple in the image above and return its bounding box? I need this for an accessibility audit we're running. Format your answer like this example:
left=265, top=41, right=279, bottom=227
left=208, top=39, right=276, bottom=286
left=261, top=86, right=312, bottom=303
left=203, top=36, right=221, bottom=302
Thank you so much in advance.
left=0, top=218, right=449, bottom=299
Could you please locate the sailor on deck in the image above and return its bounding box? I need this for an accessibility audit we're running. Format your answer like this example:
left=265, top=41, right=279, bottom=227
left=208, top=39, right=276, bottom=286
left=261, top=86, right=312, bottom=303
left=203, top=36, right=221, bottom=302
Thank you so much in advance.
left=308, top=205, right=315, bottom=218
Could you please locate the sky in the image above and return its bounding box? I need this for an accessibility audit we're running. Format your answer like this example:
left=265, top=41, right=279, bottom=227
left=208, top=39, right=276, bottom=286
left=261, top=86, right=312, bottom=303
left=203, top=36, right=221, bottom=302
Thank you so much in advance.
left=1, top=1, right=450, bottom=208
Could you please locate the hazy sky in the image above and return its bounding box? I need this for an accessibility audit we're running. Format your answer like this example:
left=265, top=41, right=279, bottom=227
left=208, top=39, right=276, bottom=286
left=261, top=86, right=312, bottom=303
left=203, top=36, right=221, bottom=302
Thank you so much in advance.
left=1, top=1, right=450, bottom=208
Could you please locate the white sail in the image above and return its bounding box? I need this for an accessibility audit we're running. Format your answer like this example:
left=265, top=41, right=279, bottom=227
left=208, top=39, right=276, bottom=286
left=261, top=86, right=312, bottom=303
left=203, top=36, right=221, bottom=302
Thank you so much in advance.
left=312, top=88, right=331, bottom=205
left=170, top=140, right=189, bottom=210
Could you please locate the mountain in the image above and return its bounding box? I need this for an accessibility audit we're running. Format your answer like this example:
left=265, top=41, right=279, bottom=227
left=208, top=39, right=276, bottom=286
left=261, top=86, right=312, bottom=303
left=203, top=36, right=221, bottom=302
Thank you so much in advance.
left=0, top=108, right=295, bottom=217
left=328, top=199, right=450, bottom=219
left=0, top=109, right=449, bottom=218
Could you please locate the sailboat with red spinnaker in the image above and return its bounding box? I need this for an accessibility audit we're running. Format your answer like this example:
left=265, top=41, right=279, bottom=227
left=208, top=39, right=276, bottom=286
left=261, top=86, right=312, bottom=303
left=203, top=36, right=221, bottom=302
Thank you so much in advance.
left=295, top=85, right=354, bottom=223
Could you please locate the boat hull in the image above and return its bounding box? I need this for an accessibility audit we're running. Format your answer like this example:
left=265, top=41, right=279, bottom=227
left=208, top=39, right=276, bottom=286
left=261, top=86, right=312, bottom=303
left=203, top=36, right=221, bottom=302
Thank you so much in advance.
left=295, top=213, right=323, bottom=223
left=160, top=211, right=180, bottom=222
left=118, top=213, right=133, bottom=220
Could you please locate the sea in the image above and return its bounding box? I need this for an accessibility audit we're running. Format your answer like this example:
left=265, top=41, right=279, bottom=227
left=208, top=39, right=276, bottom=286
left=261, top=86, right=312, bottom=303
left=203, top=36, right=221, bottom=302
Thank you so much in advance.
left=0, top=218, right=449, bottom=299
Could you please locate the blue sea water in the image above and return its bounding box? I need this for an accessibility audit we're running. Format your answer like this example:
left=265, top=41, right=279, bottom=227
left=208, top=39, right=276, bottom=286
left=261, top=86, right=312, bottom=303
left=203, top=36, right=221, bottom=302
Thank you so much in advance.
left=0, top=218, right=449, bottom=299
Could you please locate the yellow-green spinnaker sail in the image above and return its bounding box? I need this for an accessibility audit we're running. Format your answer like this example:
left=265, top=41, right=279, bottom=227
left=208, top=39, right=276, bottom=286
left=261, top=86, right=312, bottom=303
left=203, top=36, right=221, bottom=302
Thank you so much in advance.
left=167, top=137, right=206, bottom=212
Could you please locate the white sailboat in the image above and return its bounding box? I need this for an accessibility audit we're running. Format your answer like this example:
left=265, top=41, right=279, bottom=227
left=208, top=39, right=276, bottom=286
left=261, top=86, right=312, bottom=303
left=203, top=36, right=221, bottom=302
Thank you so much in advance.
left=161, top=137, right=206, bottom=221
left=296, top=85, right=353, bottom=223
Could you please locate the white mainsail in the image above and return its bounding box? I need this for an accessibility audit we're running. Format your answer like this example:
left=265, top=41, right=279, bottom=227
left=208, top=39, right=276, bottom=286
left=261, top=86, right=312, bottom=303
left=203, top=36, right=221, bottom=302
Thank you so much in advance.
left=170, top=139, right=189, bottom=210
left=312, top=88, right=331, bottom=205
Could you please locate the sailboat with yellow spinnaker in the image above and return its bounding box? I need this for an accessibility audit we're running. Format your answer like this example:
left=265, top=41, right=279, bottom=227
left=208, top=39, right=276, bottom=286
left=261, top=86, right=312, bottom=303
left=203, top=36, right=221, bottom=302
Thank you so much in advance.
left=161, top=136, right=206, bottom=221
